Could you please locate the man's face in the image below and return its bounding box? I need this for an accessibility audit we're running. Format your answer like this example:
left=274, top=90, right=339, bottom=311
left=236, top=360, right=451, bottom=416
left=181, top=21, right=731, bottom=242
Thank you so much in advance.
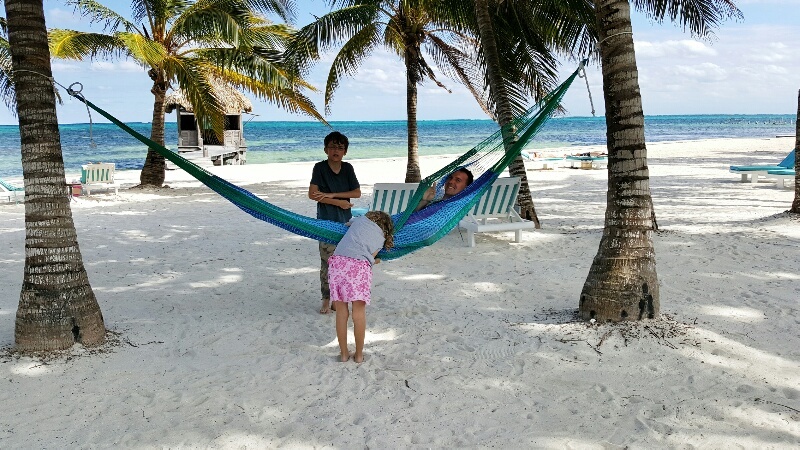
left=324, top=141, right=347, bottom=161
left=444, top=171, right=469, bottom=197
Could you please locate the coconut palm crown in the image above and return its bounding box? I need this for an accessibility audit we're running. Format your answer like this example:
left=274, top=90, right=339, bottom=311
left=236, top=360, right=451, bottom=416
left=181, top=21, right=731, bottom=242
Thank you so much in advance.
left=290, top=0, right=485, bottom=182
left=49, top=0, right=324, bottom=186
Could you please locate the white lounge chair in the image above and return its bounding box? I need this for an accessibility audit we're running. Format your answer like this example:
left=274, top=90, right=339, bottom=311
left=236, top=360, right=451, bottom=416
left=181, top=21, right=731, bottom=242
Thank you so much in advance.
left=370, top=182, right=419, bottom=215
left=80, top=163, right=119, bottom=195
left=458, top=176, right=536, bottom=247
left=0, top=177, right=24, bottom=203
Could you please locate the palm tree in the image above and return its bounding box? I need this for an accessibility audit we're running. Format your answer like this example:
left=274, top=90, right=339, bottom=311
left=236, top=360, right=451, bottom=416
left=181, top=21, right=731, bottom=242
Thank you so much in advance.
left=579, top=0, right=741, bottom=322
left=291, top=0, right=478, bottom=182
left=470, top=0, right=594, bottom=227
left=5, top=0, right=106, bottom=351
left=791, top=89, right=799, bottom=214
left=49, top=0, right=324, bottom=187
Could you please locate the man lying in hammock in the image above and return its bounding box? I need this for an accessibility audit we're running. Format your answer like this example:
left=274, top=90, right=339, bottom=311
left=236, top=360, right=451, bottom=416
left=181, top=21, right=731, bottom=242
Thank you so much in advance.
left=415, top=167, right=474, bottom=211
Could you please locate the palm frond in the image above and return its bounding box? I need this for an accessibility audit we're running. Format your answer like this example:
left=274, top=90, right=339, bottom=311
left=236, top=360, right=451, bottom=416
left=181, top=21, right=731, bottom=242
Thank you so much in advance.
left=243, top=23, right=295, bottom=49
left=215, top=68, right=326, bottom=123
left=324, top=22, right=381, bottom=114
left=0, top=32, right=15, bottom=113
left=193, top=46, right=295, bottom=87
left=66, top=0, right=138, bottom=33
left=171, top=0, right=256, bottom=47
left=48, top=30, right=130, bottom=60
left=287, top=4, right=381, bottom=66
left=243, top=0, right=297, bottom=23
left=167, top=58, right=227, bottom=139
left=632, top=0, right=742, bottom=38
left=426, top=34, right=491, bottom=116
left=116, top=32, right=169, bottom=67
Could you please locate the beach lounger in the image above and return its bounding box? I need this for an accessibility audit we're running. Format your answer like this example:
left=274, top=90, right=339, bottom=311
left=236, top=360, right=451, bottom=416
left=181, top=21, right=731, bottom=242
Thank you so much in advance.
left=565, top=155, right=607, bottom=170
left=80, top=162, right=119, bottom=195
left=0, top=177, right=24, bottom=203
left=458, top=177, right=535, bottom=247
left=522, top=154, right=564, bottom=170
left=370, top=182, right=419, bottom=215
left=729, top=149, right=795, bottom=183
left=766, top=169, right=795, bottom=189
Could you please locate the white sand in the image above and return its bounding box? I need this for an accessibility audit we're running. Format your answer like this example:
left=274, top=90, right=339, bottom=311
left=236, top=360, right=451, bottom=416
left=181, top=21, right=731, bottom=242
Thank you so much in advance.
left=1, top=137, right=798, bottom=448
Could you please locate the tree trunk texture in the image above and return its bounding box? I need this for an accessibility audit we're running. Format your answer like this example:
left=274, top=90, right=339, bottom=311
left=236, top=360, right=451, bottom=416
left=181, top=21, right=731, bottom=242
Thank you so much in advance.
left=791, top=89, right=799, bottom=213
left=6, top=0, right=105, bottom=351
left=473, top=0, right=540, bottom=227
left=405, top=45, right=422, bottom=183
left=580, top=0, right=659, bottom=322
left=138, top=71, right=167, bottom=187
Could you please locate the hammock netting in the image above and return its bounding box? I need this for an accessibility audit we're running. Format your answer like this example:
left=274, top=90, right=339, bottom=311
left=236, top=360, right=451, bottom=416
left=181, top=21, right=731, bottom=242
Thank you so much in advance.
left=66, top=64, right=583, bottom=260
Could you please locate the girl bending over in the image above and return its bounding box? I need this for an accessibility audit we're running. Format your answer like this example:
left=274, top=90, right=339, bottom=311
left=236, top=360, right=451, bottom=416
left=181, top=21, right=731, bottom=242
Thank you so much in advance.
left=328, top=211, right=394, bottom=363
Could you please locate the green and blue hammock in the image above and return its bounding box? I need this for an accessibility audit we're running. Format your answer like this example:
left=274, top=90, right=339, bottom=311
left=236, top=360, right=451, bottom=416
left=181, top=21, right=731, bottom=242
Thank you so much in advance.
left=66, top=64, right=583, bottom=260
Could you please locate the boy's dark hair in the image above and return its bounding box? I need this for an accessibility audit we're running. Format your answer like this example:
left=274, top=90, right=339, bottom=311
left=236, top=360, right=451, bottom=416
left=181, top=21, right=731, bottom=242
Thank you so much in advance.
left=324, top=131, right=349, bottom=150
left=452, top=167, right=474, bottom=186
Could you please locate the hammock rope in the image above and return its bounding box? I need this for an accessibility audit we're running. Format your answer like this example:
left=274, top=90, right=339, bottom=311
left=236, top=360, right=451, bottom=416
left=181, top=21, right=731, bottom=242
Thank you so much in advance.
left=63, top=63, right=583, bottom=260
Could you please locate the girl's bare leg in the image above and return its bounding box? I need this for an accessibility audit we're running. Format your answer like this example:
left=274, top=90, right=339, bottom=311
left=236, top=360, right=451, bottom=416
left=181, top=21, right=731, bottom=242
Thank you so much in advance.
left=334, top=301, right=350, bottom=362
left=351, top=301, right=366, bottom=363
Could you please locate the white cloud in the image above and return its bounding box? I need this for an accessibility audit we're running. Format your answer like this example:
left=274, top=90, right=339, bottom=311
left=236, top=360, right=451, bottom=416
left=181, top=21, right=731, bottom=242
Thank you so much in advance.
left=90, top=60, right=143, bottom=72
left=51, top=62, right=84, bottom=72
left=672, top=63, right=728, bottom=82
left=760, top=64, right=789, bottom=75
left=635, top=40, right=718, bottom=58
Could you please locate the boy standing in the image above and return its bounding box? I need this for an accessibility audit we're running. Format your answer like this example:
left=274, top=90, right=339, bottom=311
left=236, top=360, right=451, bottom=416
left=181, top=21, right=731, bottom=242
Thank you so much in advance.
left=309, top=131, right=361, bottom=314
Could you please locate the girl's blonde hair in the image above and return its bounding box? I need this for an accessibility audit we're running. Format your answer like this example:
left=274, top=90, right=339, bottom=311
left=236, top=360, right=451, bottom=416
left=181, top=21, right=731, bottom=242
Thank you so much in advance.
left=364, top=211, right=394, bottom=250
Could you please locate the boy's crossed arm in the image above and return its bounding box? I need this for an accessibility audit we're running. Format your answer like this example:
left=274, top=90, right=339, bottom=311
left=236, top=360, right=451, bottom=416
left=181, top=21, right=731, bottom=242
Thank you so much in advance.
left=308, top=185, right=362, bottom=209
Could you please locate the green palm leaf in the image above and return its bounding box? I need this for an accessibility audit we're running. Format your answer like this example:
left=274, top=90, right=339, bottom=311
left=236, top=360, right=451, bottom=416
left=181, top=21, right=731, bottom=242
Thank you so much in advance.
left=49, top=0, right=323, bottom=187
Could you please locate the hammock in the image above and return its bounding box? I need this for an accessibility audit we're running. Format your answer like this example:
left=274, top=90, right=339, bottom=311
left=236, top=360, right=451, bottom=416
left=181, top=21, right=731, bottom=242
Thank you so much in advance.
left=64, top=64, right=583, bottom=260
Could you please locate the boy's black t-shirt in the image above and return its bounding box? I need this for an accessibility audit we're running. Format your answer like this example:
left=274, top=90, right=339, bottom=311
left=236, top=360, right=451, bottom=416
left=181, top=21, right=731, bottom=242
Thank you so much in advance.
left=310, top=160, right=360, bottom=223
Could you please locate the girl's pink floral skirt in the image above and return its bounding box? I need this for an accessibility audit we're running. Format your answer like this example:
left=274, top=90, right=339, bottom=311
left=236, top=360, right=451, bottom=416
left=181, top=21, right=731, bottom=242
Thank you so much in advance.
left=328, top=255, right=372, bottom=305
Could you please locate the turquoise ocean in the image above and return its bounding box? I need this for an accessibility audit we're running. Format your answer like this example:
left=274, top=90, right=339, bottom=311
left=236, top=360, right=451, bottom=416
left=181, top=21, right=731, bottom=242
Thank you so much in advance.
left=0, top=114, right=794, bottom=179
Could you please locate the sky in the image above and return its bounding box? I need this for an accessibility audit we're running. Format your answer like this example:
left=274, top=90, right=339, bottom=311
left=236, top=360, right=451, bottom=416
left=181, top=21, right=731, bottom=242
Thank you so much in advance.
left=1, top=0, right=798, bottom=125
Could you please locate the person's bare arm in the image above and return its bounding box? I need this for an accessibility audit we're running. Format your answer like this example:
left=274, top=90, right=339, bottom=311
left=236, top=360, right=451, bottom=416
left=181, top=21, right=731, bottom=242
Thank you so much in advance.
left=312, top=187, right=361, bottom=200
left=414, top=186, right=436, bottom=211
left=309, top=184, right=358, bottom=209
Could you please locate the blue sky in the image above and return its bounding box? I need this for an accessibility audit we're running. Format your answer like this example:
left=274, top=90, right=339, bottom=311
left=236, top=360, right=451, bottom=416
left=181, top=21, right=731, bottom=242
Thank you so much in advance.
left=1, top=0, right=798, bottom=124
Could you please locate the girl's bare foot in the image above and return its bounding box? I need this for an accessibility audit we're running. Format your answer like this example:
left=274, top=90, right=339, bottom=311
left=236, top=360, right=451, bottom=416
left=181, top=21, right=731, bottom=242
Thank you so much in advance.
left=340, top=352, right=350, bottom=362
left=320, top=299, right=331, bottom=314
left=353, top=352, right=363, bottom=364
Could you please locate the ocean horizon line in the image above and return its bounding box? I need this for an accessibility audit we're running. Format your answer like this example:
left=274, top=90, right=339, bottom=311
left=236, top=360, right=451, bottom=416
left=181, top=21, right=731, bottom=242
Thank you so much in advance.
left=0, top=112, right=795, bottom=128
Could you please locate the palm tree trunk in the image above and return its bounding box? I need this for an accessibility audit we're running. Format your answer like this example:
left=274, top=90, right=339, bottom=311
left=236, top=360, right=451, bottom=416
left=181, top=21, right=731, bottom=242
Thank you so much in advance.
left=138, top=72, right=167, bottom=187
left=405, top=47, right=422, bottom=183
left=791, top=89, right=799, bottom=213
left=474, top=0, right=540, bottom=228
left=5, top=0, right=105, bottom=351
left=579, top=0, right=659, bottom=322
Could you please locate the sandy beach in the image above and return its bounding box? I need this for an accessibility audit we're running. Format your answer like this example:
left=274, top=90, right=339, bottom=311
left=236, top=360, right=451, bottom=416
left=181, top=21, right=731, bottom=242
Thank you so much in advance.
left=1, top=136, right=798, bottom=448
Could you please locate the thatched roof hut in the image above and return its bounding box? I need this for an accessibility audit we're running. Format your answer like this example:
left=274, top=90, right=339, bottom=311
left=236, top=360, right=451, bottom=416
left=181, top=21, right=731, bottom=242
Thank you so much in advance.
left=164, top=78, right=253, bottom=114
left=165, top=77, right=251, bottom=166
